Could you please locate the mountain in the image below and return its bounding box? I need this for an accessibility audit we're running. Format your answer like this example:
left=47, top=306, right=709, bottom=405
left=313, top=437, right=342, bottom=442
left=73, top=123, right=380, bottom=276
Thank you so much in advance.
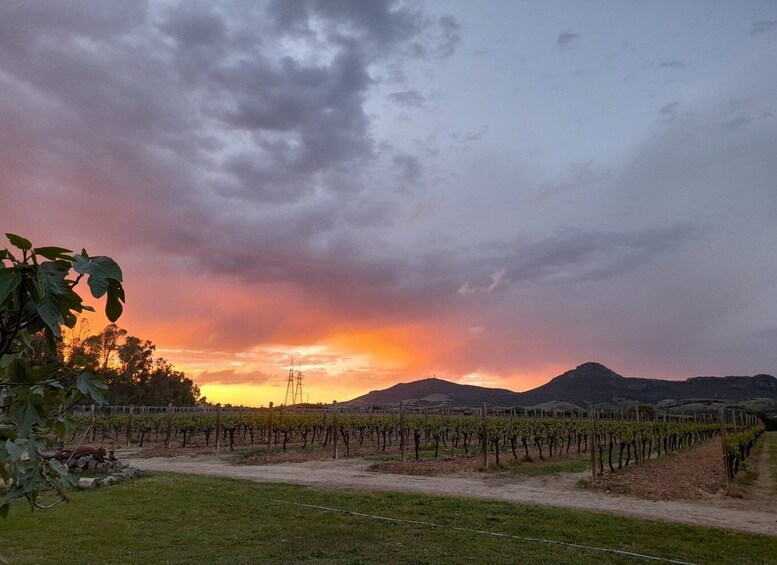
left=517, top=362, right=777, bottom=405
left=344, top=362, right=777, bottom=409
left=346, top=377, right=522, bottom=408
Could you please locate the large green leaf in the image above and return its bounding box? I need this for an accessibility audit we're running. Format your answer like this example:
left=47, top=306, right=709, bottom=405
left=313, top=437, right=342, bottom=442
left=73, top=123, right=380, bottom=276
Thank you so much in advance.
left=32, top=246, right=73, bottom=261
left=14, top=400, right=45, bottom=436
left=5, top=233, right=31, bottom=251
left=34, top=265, right=69, bottom=338
left=106, top=279, right=125, bottom=322
left=74, top=255, right=123, bottom=298
left=76, top=371, right=108, bottom=405
left=39, top=262, right=71, bottom=295
left=0, top=269, right=20, bottom=306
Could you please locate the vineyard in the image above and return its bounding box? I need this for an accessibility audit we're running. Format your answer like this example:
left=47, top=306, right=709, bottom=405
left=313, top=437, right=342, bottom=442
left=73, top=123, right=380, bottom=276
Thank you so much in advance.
left=71, top=404, right=764, bottom=479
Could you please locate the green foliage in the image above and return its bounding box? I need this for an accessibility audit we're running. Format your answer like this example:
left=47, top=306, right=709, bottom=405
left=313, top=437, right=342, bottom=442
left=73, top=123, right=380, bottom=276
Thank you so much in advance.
left=0, top=233, right=123, bottom=519
left=64, top=324, right=201, bottom=406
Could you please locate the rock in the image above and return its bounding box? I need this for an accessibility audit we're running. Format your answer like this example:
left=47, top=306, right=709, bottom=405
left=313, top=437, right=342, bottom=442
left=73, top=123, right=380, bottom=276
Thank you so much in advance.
left=96, top=462, right=106, bottom=472
left=77, top=478, right=98, bottom=489
left=87, top=457, right=97, bottom=471
left=122, top=467, right=140, bottom=478
left=112, top=460, right=123, bottom=472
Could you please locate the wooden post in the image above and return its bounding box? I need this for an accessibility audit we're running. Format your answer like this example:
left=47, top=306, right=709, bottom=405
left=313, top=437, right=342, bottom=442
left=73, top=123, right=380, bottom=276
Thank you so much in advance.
left=215, top=403, right=222, bottom=453
left=126, top=405, right=134, bottom=447
left=165, top=402, right=174, bottom=448
left=424, top=409, right=429, bottom=448
left=90, top=404, right=96, bottom=442
left=332, top=401, right=339, bottom=460
left=720, top=410, right=731, bottom=492
left=482, top=403, right=488, bottom=469
left=267, top=402, right=273, bottom=451
left=400, top=400, right=406, bottom=461
left=589, top=409, right=597, bottom=479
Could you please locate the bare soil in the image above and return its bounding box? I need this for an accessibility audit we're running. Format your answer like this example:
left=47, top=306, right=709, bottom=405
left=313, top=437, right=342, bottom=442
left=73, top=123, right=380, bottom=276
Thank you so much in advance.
left=591, top=438, right=726, bottom=500
left=122, top=437, right=777, bottom=537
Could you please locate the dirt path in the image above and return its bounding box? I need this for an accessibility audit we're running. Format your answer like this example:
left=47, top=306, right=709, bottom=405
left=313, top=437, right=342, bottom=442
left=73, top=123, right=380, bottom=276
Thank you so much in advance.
left=751, top=432, right=777, bottom=506
left=129, top=452, right=777, bottom=536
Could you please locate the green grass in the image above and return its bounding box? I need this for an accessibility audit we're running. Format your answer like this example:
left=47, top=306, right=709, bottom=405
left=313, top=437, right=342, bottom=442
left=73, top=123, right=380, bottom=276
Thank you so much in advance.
left=3, top=473, right=776, bottom=564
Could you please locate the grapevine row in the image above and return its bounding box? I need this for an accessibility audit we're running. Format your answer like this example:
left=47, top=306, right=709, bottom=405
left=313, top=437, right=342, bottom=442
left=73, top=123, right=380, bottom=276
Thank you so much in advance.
left=69, top=408, right=762, bottom=477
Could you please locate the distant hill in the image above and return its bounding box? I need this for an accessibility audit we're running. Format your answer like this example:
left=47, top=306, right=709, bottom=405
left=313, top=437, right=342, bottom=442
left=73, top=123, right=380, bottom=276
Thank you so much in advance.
left=344, top=362, right=777, bottom=409
left=346, top=377, right=522, bottom=408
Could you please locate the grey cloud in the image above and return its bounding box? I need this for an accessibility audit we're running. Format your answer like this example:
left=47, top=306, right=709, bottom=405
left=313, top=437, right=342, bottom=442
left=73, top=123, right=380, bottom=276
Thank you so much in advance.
left=658, top=60, right=685, bottom=69
left=723, top=114, right=752, bottom=130
left=221, top=152, right=315, bottom=204
left=161, top=4, right=227, bottom=48
left=0, top=1, right=442, bottom=273
left=460, top=224, right=702, bottom=294
left=268, top=0, right=424, bottom=55
left=751, top=326, right=777, bottom=340
left=0, top=1, right=146, bottom=49
left=392, top=153, right=422, bottom=182
left=557, top=31, right=579, bottom=49
left=659, top=101, right=679, bottom=122
left=388, top=89, right=426, bottom=107
left=267, top=1, right=460, bottom=60
left=436, top=15, right=462, bottom=58
left=533, top=162, right=608, bottom=204
left=751, top=21, right=777, bottom=35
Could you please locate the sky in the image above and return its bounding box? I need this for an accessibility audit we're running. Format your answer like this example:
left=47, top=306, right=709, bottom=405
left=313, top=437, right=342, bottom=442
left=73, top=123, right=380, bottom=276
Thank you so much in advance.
left=1, top=1, right=776, bottom=406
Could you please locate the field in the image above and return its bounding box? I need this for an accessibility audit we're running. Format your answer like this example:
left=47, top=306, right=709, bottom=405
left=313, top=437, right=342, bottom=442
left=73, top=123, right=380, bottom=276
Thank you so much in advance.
left=4, top=411, right=774, bottom=563
left=3, top=474, right=777, bottom=564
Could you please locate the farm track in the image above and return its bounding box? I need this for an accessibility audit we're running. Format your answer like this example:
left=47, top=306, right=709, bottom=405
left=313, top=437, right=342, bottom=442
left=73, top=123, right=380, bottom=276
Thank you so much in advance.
left=752, top=432, right=777, bottom=502
left=130, top=449, right=777, bottom=536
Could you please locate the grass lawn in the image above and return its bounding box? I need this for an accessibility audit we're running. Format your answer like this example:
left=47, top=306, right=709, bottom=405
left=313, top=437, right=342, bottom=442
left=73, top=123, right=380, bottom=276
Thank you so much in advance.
left=2, top=472, right=775, bottom=564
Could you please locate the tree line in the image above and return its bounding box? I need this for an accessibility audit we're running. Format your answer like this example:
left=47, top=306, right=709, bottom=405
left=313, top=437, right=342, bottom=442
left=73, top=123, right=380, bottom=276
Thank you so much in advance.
left=35, top=323, right=203, bottom=407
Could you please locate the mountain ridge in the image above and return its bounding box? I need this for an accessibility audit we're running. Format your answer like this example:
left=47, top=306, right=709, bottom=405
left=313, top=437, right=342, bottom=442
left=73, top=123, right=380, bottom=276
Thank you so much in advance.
left=345, top=362, right=777, bottom=409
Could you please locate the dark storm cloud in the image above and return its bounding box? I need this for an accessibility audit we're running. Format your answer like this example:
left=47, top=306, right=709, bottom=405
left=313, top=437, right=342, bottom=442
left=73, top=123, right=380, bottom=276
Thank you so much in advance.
left=269, top=0, right=423, bottom=47
left=556, top=31, right=579, bottom=49
left=0, top=1, right=450, bottom=243
left=267, top=0, right=459, bottom=59
left=0, top=1, right=464, bottom=343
